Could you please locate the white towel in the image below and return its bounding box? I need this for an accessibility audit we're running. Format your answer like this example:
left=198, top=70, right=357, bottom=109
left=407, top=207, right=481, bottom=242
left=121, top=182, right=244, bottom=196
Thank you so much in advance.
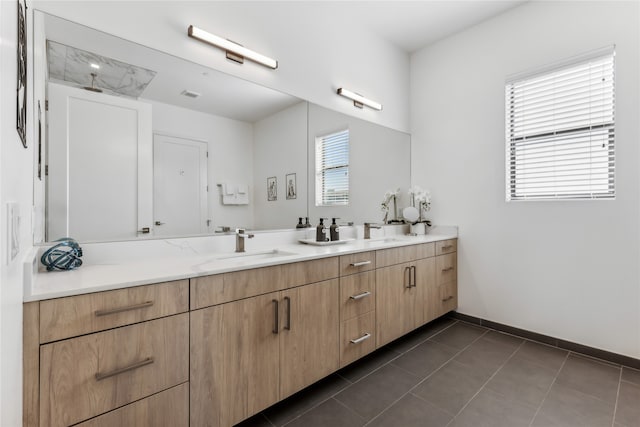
left=237, top=184, right=248, bottom=194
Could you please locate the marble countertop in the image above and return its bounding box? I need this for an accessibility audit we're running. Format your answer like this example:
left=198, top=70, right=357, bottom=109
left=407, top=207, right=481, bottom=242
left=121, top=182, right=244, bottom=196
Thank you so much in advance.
left=24, top=227, right=457, bottom=302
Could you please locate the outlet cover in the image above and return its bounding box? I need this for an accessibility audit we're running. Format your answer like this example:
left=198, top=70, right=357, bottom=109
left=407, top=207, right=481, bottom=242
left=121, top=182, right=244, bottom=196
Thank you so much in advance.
left=6, top=202, right=20, bottom=264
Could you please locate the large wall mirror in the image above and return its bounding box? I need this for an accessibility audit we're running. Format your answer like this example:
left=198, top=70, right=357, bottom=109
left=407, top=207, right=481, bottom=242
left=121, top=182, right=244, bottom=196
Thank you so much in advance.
left=33, top=10, right=411, bottom=245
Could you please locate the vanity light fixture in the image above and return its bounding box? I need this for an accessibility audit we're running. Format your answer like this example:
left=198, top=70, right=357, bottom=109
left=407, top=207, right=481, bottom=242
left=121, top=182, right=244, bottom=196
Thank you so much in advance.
left=187, top=25, right=278, bottom=70
left=337, top=88, right=382, bottom=111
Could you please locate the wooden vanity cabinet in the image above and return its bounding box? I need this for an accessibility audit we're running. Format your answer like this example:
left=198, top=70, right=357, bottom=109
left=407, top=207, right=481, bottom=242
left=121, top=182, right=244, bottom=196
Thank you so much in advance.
left=25, top=239, right=457, bottom=427
left=24, top=280, right=190, bottom=427
left=375, top=243, right=438, bottom=347
left=279, top=278, right=340, bottom=399
left=190, top=259, right=340, bottom=427
left=339, top=251, right=377, bottom=367
left=190, top=291, right=281, bottom=427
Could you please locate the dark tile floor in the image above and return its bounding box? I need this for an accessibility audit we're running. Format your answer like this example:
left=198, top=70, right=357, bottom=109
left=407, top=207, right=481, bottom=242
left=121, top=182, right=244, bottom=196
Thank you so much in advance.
left=236, top=318, right=640, bottom=427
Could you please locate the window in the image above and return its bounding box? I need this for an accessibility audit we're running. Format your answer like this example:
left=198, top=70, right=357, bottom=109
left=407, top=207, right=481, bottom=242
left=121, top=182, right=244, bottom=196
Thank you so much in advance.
left=506, top=48, right=615, bottom=201
left=315, top=129, right=349, bottom=206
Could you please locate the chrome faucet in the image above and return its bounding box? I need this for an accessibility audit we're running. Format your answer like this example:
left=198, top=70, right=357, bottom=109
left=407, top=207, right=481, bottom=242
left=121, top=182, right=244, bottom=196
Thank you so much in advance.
left=235, top=228, right=255, bottom=252
left=364, top=222, right=382, bottom=239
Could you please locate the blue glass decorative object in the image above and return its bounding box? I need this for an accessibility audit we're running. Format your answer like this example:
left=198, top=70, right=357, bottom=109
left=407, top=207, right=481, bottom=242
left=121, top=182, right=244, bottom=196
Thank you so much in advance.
left=41, top=238, right=83, bottom=271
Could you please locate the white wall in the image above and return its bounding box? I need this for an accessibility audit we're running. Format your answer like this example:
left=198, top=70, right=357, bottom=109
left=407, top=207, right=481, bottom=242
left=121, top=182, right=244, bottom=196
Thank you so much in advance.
left=307, top=103, right=411, bottom=226
left=0, top=1, right=35, bottom=425
left=411, top=1, right=640, bottom=358
left=253, top=102, right=308, bottom=230
left=33, top=1, right=410, bottom=133
left=149, top=100, right=255, bottom=231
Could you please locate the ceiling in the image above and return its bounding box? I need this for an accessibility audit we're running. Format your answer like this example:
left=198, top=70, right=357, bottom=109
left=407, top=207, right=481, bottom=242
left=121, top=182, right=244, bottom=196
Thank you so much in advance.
left=333, top=0, right=528, bottom=52
left=40, top=1, right=528, bottom=121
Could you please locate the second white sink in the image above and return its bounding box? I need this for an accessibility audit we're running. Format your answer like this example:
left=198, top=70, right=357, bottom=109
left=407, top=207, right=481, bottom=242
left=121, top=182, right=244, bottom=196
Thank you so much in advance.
left=216, top=249, right=298, bottom=262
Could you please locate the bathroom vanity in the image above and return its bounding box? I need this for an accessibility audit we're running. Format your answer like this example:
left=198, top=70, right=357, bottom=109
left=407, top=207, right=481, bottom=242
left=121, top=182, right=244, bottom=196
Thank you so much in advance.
left=23, top=232, right=457, bottom=427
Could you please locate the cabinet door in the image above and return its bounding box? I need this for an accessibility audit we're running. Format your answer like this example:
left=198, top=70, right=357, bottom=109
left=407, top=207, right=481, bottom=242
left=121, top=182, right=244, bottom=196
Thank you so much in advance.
left=280, top=279, right=339, bottom=400
left=190, top=292, right=280, bottom=427
left=375, top=263, right=416, bottom=347
left=414, top=257, right=437, bottom=325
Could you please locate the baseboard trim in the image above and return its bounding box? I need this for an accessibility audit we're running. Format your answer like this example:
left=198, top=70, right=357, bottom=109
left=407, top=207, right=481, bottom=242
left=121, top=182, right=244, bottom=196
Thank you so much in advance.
left=449, top=312, right=640, bottom=370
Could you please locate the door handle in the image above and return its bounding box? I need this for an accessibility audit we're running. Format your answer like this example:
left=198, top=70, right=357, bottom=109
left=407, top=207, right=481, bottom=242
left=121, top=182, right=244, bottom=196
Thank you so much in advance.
left=404, top=266, right=411, bottom=288
left=137, top=227, right=150, bottom=234
left=155, top=221, right=165, bottom=226
left=272, top=299, right=279, bottom=334
left=284, top=296, right=291, bottom=330
left=411, top=265, right=417, bottom=287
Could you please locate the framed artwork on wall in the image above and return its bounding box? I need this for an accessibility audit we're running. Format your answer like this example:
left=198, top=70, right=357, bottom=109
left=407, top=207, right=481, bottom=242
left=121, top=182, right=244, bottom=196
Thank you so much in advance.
left=17, top=0, right=27, bottom=148
left=267, top=176, right=277, bottom=201
left=286, top=173, right=296, bottom=200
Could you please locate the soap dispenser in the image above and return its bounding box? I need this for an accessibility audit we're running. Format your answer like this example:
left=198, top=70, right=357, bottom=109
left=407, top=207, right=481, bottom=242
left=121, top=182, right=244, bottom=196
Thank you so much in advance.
left=316, top=218, right=328, bottom=242
left=304, top=217, right=312, bottom=228
left=296, top=217, right=305, bottom=228
left=329, top=218, right=340, bottom=241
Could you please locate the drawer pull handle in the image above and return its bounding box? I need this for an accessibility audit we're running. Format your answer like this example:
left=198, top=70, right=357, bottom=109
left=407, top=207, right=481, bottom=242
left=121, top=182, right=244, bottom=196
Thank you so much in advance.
left=95, top=357, right=154, bottom=381
left=442, top=267, right=454, bottom=272
left=442, top=245, right=453, bottom=250
left=272, top=299, right=279, bottom=334
left=404, top=266, right=411, bottom=288
left=350, top=333, right=371, bottom=344
left=350, top=260, right=372, bottom=267
left=95, top=301, right=154, bottom=317
left=350, top=291, right=372, bottom=300
left=442, top=296, right=454, bottom=302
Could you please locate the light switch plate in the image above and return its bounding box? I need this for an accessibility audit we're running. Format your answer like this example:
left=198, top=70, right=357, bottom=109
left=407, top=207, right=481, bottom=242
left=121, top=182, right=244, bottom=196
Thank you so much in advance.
left=6, top=202, right=20, bottom=264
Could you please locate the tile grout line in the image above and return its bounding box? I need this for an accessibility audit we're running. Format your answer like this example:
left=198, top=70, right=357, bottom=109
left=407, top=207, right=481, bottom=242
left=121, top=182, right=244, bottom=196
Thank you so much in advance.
left=274, top=320, right=461, bottom=427
left=363, top=327, right=490, bottom=427
left=527, top=351, right=570, bottom=427
left=444, top=336, right=528, bottom=426
left=611, top=367, right=623, bottom=427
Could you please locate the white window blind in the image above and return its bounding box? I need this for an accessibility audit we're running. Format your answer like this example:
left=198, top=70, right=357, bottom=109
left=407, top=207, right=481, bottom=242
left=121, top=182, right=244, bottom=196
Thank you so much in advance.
left=315, top=129, right=349, bottom=206
left=506, top=48, right=615, bottom=201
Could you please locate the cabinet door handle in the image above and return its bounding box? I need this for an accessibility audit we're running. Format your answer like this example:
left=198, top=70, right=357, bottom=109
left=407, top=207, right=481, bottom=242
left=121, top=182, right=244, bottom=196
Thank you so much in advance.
left=95, top=301, right=154, bottom=317
left=442, top=244, right=453, bottom=250
left=350, top=291, right=372, bottom=300
left=284, top=296, right=291, bottom=330
left=350, top=260, right=372, bottom=267
left=350, top=333, right=371, bottom=344
left=442, top=296, right=454, bottom=302
left=272, top=299, right=279, bottom=334
left=442, top=266, right=454, bottom=272
left=411, top=265, right=417, bottom=287
left=404, top=266, right=411, bottom=288
left=95, top=357, right=154, bottom=381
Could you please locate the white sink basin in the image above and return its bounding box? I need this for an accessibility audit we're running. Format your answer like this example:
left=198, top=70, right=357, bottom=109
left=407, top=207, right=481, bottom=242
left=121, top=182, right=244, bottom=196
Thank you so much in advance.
left=360, top=237, right=402, bottom=247
left=216, top=249, right=298, bottom=263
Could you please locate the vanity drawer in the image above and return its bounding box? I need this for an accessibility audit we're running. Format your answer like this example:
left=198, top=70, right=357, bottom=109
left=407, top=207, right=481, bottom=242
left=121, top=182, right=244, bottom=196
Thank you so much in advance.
left=416, top=243, right=435, bottom=259
left=340, top=271, right=375, bottom=321
left=376, top=245, right=419, bottom=268
left=40, top=280, right=189, bottom=343
left=436, top=239, right=457, bottom=256
left=282, top=257, right=339, bottom=286
left=39, top=313, right=189, bottom=427
left=340, top=311, right=376, bottom=367
left=192, top=266, right=283, bottom=309
left=339, top=251, right=376, bottom=276
left=435, top=253, right=457, bottom=286
left=74, top=383, right=189, bottom=427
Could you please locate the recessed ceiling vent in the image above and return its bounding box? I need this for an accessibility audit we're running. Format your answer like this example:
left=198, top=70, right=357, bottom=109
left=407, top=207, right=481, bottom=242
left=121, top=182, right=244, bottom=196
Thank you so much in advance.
left=181, top=90, right=202, bottom=99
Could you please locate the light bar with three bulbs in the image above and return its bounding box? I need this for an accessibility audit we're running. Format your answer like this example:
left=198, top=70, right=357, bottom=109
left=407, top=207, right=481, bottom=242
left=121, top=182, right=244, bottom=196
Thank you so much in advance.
left=337, top=88, right=383, bottom=111
left=188, top=25, right=278, bottom=70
